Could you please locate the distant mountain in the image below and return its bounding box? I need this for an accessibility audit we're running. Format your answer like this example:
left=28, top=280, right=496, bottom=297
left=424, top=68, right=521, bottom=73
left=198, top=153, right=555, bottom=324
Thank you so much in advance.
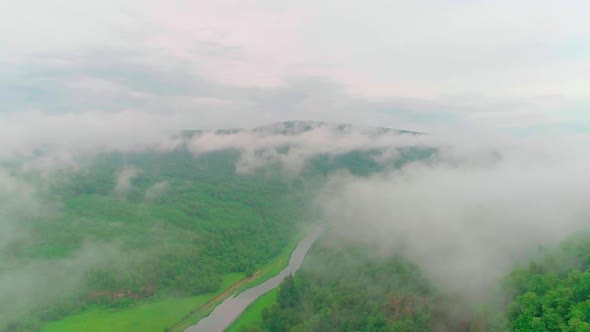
left=181, top=121, right=422, bottom=138
left=252, top=121, right=421, bottom=136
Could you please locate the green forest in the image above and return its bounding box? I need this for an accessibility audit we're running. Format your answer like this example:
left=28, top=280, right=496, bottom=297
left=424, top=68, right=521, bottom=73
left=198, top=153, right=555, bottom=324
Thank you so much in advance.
left=2, top=138, right=590, bottom=332
left=2, top=148, right=311, bottom=331
left=1, top=142, right=429, bottom=331
left=233, top=231, right=590, bottom=332
left=258, top=242, right=436, bottom=331
left=503, top=234, right=590, bottom=331
left=234, top=233, right=465, bottom=332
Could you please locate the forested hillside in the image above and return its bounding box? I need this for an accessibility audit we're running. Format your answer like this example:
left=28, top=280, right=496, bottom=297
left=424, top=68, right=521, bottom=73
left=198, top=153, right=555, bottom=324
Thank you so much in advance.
left=235, top=230, right=590, bottom=332
left=1, top=126, right=430, bottom=332
left=5, top=122, right=588, bottom=332
left=258, top=240, right=436, bottom=331
left=2, top=148, right=310, bottom=331
left=235, top=232, right=484, bottom=332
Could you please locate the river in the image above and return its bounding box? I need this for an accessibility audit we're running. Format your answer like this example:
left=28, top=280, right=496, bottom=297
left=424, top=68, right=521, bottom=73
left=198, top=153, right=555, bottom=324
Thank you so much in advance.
left=185, top=225, right=324, bottom=332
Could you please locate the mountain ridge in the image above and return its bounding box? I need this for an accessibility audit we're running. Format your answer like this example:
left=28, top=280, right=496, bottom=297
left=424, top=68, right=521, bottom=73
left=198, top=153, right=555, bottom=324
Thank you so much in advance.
left=181, top=120, right=422, bottom=138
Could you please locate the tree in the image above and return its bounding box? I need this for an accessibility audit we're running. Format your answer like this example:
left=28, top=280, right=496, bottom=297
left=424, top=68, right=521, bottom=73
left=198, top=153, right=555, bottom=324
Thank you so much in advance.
left=278, top=275, right=299, bottom=309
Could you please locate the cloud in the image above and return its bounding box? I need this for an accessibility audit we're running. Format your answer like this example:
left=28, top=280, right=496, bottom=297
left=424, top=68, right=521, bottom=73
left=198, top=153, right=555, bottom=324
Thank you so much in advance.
left=1, top=53, right=460, bottom=132
left=113, top=166, right=141, bottom=197
left=186, top=123, right=590, bottom=313
left=298, top=0, right=590, bottom=98
left=317, top=134, right=590, bottom=305
left=0, top=110, right=182, bottom=159
left=0, top=242, right=121, bottom=328
left=0, top=169, right=40, bottom=253
left=1, top=1, right=589, bottom=133
left=144, top=181, right=169, bottom=202
left=0, top=104, right=587, bottom=326
left=188, top=123, right=431, bottom=174
left=0, top=169, right=35, bottom=199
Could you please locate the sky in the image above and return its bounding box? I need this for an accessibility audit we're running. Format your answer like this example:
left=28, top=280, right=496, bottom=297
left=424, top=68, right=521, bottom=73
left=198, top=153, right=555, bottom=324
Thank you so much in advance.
left=1, top=0, right=589, bottom=134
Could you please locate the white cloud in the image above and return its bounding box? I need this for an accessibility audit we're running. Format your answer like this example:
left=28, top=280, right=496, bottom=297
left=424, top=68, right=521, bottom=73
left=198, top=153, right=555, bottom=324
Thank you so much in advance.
left=317, top=134, right=590, bottom=304
left=0, top=110, right=184, bottom=158
left=188, top=124, right=431, bottom=174
left=113, top=166, right=141, bottom=196
left=144, top=181, right=169, bottom=202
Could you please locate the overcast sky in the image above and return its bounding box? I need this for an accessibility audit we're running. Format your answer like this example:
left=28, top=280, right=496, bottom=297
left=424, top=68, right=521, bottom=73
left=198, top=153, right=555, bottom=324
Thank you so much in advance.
left=1, top=0, right=589, bottom=134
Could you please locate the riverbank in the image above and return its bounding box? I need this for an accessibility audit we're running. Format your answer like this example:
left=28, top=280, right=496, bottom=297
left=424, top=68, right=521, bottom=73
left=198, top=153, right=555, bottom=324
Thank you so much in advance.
left=167, top=227, right=310, bottom=332
left=41, top=274, right=245, bottom=332
left=225, top=288, right=278, bottom=332
left=185, top=225, right=323, bottom=332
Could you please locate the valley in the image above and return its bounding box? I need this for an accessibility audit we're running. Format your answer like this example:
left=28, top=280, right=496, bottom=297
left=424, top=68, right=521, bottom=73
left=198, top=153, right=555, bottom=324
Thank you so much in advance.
left=1, top=122, right=588, bottom=332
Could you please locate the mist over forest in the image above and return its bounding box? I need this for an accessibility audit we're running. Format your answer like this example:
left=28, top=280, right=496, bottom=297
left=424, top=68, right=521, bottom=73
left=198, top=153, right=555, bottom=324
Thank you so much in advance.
left=0, top=120, right=588, bottom=331
left=3, top=1, right=590, bottom=331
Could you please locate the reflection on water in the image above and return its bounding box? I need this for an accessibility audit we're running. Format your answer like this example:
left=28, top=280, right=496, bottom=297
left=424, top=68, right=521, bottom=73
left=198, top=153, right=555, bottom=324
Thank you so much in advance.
left=185, top=225, right=323, bottom=332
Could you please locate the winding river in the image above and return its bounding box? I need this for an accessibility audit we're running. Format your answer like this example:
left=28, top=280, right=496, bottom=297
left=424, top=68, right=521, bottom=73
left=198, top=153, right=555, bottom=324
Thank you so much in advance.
left=185, top=225, right=324, bottom=332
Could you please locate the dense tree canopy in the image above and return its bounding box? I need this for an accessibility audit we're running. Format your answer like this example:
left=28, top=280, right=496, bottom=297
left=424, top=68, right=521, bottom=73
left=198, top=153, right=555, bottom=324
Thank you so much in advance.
left=2, top=144, right=428, bottom=331
left=256, top=239, right=436, bottom=332
left=1, top=149, right=311, bottom=331
left=504, top=235, right=590, bottom=331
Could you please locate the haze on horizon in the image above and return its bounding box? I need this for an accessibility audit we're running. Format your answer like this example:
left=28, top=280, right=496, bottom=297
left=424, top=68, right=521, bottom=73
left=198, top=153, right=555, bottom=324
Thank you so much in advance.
left=1, top=0, right=589, bottom=138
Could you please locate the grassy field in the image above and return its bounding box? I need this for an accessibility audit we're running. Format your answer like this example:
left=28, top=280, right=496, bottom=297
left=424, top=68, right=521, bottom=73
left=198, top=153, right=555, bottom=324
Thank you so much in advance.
left=41, top=273, right=245, bottom=332
left=225, top=288, right=278, bottom=332
left=41, top=225, right=316, bottom=332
